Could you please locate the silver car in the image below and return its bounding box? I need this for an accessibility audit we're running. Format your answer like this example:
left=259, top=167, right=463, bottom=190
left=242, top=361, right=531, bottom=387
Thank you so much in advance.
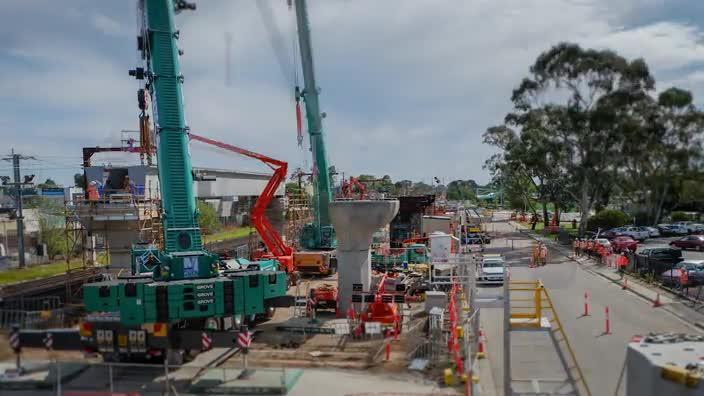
left=642, top=226, right=660, bottom=237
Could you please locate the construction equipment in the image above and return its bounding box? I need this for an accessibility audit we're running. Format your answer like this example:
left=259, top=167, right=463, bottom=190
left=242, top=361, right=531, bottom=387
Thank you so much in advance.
left=293, top=0, right=335, bottom=252
left=13, top=0, right=290, bottom=362
left=286, top=0, right=338, bottom=276
left=188, top=133, right=295, bottom=278
left=341, top=176, right=366, bottom=199
left=361, top=273, right=400, bottom=325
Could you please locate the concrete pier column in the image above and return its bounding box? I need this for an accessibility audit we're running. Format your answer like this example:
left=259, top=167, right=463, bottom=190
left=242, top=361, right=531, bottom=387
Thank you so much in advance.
left=329, top=200, right=399, bottom=312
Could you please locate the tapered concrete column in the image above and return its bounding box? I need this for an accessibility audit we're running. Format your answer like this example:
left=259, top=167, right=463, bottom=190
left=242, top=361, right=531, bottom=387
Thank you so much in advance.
left=329, top=200, right=399, bottom=312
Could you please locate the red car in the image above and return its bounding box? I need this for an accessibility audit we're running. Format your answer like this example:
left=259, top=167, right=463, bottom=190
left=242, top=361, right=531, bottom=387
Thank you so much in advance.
left=669, top=235, right=704, bottom=251
left=611, top=236, right=638, bottom=253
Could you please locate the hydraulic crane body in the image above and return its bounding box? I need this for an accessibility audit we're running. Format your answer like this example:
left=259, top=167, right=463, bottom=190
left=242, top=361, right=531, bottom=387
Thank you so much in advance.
left=12, top=0, right=291, bottom=362
left=289, top=0, right=339, bottom=276
left=294, top=0, right=335, bottom=252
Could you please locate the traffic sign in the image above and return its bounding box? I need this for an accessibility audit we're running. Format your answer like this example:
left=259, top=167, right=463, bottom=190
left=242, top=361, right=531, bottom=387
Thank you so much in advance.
left=352, top=283, right=363, bottom=292
left=237, top=327, right=252, bottom=349
left=393, top=295, right=406, bottom=303
left=44, top=332, right=53, bottom=351
left=9, top=326, right=20, bottom=352
left=364, top=294, right=375, bottom=303
left=381, top=295, right=393, bottom=303
left=351, top=294, right=362, bottom=303
left=201, top=332, right=212, bottom=351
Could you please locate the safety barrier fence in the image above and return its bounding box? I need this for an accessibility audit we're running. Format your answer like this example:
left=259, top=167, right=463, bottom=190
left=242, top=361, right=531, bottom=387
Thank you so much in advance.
left=13, top=360, right=291, bottom=396
left=1, top=296, right=62, bottom=311
left=0, top=309, right=66, bottom=330
left=508, top=280, right=592, bottom=396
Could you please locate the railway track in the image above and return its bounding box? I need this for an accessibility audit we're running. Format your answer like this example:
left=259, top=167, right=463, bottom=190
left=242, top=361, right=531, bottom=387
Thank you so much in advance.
left=0, top=236, right=252, bottom=302
left=0, top=267, right=105, bottom=301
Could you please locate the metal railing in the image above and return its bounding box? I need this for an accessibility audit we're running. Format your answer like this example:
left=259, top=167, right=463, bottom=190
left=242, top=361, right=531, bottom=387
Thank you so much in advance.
left=24, top=360, right=292, bottom=396
left=508, top=280, right=592, bottom=396
left=0, top=309, right=66, bottom=330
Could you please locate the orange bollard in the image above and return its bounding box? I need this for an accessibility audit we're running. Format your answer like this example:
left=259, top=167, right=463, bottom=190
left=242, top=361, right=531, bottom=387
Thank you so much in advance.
left=653, top=293, right=663, bottom=308
left=583, top=291, right=590, bottom=316
left=476, top=329, right=486, bottom=359
left=605, top=306, right=611, bottom=334
left=385, top=340, right=391, bottom=361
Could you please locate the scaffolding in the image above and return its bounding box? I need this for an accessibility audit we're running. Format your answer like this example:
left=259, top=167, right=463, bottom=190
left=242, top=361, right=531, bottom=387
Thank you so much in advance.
left=283, top=185, right=312, bottom=250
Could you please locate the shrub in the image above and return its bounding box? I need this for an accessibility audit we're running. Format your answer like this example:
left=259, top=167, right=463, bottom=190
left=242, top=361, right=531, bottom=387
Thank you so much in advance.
left=197, top=201, right=221, bottom=234
left=586, top=210, right=630, bottom=231
left=670, top=211, right=691, bottom=222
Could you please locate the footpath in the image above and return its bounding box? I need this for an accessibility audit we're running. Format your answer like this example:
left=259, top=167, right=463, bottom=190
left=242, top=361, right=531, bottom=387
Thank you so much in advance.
left=510, top=221, right=704, bottom=332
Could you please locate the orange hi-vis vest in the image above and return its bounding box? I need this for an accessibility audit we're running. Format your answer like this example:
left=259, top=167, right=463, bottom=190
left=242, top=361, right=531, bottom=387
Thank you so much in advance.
left=680, top=269, right=689, bottom=286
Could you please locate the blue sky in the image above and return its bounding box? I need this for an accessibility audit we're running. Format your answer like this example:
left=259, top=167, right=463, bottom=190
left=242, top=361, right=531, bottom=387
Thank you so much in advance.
left=2, top=0, right=704, bottom=187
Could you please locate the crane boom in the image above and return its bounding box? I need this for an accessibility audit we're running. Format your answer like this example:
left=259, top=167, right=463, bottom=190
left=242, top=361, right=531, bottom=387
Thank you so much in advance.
left=188, top=133, right=294, bottom=271
left=132, top=0, right=218, bottom=280
left=294, top=0, right=336, bottom=250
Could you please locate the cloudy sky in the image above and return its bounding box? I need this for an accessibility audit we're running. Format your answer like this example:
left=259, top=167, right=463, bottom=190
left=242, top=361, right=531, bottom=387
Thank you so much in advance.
left=1, top=0, right=704, bottom=187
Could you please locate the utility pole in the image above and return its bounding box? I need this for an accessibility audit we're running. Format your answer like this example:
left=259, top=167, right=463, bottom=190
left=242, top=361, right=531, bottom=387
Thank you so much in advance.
left=2, top=150, right=35, bottom=268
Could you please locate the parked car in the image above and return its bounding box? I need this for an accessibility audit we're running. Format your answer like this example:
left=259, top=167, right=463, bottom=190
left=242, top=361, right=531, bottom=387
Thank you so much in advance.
left=690, top=224, right=704, bottom=234
left=642, top=226, right=660, bottom=238
left=659, top=224, right=689, bottom=236
left=672, top=221, right=701, bottom=234
left=635, top=248, right=684, bottom=277
left=607, top=226, right=649, bottom=241
left=594, top=238, right=611, bottom=249
left=611, top=236, right=639, bottom=253
left=660, top=260, right=704, bottom=287
left=669, top=235, right=704, bottom=251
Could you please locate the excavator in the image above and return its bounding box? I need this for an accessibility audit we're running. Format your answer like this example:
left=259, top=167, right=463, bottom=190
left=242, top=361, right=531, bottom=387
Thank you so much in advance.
left=188, top=133, right=296, bottom=283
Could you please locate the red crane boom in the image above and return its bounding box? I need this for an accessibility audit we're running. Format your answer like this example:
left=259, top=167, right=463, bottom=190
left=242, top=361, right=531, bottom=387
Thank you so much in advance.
left=188, top=133, right=294, bottom=272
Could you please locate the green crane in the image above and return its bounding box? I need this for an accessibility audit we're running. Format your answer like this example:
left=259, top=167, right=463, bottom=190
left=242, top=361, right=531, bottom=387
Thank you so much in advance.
left=129, top=0, right=219, bottom=281
left=294, top=0, right=336, bottom=250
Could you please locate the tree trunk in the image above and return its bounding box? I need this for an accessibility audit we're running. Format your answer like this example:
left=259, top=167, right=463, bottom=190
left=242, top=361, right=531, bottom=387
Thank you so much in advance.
left=653, top=182, right=669, bottom=226
left=578, top=179, right=591, bottom=237
left=542, top=201, right=549, bottom=227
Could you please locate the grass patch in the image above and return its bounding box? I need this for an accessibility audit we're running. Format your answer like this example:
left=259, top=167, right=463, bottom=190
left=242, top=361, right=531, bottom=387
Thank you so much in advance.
left=203, top=226, right=254, bottom=244
left=0, top=259, right=99, bottom=285
left=519, top=221, right=580, bottom=236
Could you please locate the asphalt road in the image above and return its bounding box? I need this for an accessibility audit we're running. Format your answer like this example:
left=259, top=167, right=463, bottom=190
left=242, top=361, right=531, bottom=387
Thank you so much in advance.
left=479, top=217, right=699, bottom=396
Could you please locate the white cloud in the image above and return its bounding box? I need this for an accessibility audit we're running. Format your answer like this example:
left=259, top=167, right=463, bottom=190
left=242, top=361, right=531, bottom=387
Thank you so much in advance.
left=1, top=0, right=704, bottom=187
left=91, top=13, right=128, bottom=37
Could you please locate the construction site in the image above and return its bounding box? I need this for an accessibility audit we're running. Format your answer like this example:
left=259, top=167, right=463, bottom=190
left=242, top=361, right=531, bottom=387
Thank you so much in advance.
left=2, top=1, right=704, bottom=395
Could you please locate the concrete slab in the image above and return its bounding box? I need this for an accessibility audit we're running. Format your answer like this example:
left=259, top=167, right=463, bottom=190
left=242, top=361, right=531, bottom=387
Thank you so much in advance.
left=189, top=368, right=303, bottom=395
left=0, top=361, right=87, bottom=390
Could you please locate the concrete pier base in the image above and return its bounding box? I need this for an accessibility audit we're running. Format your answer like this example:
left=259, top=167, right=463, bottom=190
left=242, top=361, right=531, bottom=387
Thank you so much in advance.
left=329, top=200, right=399, bottom=312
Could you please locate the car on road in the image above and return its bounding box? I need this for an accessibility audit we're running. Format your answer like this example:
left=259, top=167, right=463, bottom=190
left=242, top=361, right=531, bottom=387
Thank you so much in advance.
left=669, top=235, right=704, bottom=251
left=477, top=254, right=505, bottom=284
left=660, top=260, right=704, bottom=287
left=611, top=236, right=639, bottom=253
